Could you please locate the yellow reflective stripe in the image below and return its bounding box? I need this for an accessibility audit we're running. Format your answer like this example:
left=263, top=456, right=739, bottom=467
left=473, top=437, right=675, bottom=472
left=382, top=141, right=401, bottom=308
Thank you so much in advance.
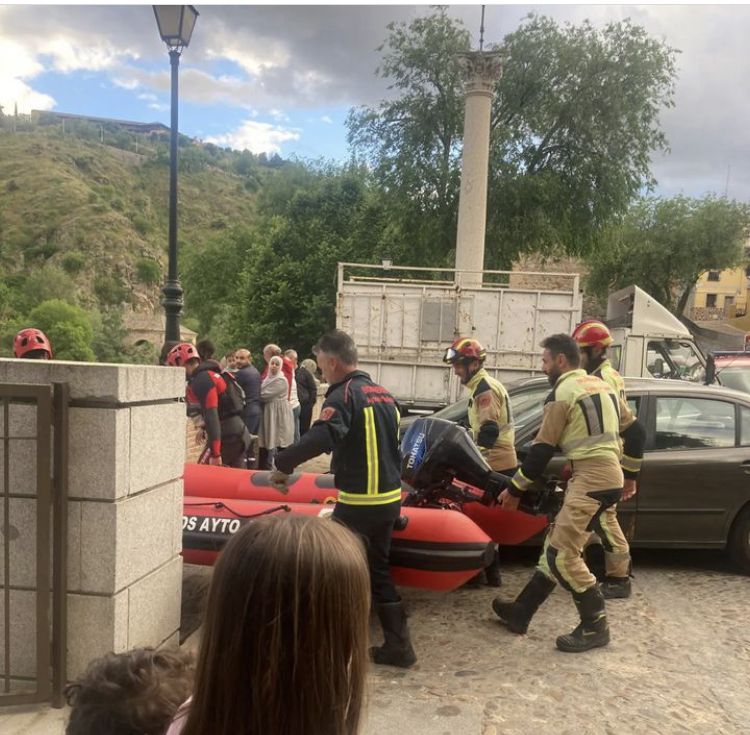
left=363, top=406, right=378, bottom=494
left=597, top=512, right=619, bottom=550
left=338, top=488, right=402, bottom=506
left=395, top=408, right=401, bottom=439
left=554, top=548, right=587, bottom=594
left=621, top=454, right=642, bottom=473
left=512, top=468, right=533, bottom=492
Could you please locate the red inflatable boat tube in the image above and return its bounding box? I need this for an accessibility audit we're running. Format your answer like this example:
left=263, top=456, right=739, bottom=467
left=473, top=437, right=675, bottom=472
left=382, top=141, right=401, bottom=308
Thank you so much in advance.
left=182, top=496, right=495, bottom=592
left=183, top=464, right=549, bottom=546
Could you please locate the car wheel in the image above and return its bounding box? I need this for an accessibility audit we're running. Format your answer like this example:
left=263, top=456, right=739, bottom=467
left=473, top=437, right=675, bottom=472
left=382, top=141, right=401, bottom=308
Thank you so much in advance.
left=728, top=504, right=750, bottom=574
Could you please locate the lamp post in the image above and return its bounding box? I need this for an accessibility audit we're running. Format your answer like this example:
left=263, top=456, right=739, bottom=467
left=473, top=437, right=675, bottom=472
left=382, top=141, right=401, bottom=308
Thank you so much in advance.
left=153, top=5, right=198, bottom=355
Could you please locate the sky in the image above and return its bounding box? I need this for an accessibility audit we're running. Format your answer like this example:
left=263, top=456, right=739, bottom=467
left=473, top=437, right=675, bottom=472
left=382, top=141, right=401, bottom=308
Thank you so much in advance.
left=1, top=2, right=749, bottom=201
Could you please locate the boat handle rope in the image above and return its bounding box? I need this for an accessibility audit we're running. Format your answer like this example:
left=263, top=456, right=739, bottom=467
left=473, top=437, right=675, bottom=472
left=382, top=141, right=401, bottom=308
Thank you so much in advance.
left=183, top=501, right=292, bottom=519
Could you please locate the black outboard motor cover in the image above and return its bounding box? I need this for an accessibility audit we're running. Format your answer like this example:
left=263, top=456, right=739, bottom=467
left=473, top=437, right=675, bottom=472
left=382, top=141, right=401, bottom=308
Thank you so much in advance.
left=401, top=417, right=497, bottom=491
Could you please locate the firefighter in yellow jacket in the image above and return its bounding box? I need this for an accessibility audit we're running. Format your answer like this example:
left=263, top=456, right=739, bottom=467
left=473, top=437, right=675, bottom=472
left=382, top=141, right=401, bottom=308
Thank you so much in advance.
left=572, top=319, right=639, bottom=599
left=444, top=337, right=516, bottom=585
left=491, top=334, right=645, bottom=652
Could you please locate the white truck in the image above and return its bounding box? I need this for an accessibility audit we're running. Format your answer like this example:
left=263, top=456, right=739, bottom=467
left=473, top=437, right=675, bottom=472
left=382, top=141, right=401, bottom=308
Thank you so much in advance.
left=336, top=264, right=715, bottom=411
left=335, top=262, right=583, bottom=410
left=606, top=285, right=710, bottom=384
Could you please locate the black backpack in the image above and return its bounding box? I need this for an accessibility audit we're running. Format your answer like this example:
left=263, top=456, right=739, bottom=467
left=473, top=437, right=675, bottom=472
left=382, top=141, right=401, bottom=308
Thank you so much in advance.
left=218, top=370, right=246, bottom=420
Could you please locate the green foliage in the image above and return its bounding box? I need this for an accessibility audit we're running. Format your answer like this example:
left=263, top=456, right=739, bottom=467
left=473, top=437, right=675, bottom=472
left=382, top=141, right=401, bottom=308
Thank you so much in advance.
left=182, top=227, right=258, bottom=338
left=61, top=251, right=86, bottom=275
left=132, top=214, right=152, bottom=235
left=135, top=258, right=161, bottom=285
left=226, top=166, right=388, bottom=356
left=90, top=308, right=129, bottom=363
left=27, top=299, right=95, bottom=361
left=347, top=10, right=678, bottom=267
left=21, top=265, right=77, bottom=312
left=586, top=196, right=750, bottom=314
left=93, top=273, right=130, bottom=306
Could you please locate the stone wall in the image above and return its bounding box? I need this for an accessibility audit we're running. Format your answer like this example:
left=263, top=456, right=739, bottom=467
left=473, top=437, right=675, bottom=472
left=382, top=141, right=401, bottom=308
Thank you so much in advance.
left=0, top=358, right=185, bottom=685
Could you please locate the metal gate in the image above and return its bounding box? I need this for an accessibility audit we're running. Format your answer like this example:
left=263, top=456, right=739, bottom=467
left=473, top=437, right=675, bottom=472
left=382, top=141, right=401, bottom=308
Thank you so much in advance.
left=1, top=383, right=68, bottom=707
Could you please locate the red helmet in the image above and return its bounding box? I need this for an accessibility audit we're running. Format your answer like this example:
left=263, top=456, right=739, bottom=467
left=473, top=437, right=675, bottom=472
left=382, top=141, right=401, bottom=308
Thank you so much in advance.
left=14, top=328, right=53, bottom=359
left=572, top=319, right=613, bottom=349
left=167, top=342, right=200, bottom=367
left=443, top=337, right=486, bottom=364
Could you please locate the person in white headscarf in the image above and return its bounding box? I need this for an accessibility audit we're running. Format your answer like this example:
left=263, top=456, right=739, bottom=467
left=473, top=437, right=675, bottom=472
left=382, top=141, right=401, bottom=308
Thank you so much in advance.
left=259, top=356, right=294, bottom=468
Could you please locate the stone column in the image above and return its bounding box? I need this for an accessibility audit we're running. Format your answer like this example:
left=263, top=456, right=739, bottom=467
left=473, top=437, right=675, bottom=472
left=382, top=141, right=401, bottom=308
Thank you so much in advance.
left=454, top=51, right=503, bottom=290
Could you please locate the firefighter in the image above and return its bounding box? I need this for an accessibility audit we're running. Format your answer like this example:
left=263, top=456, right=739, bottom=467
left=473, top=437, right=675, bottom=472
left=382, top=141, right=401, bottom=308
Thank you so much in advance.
left=572, top=319, right=641, bottom=598
left=491, top=334, right=645, bottom=653
left=167, top=342, right=249, bottom=468
left=14, top=328, right=53, bottom=360
left=269, top=329, right=416, bottom=668
left=443, top=337, right=517, bottom=586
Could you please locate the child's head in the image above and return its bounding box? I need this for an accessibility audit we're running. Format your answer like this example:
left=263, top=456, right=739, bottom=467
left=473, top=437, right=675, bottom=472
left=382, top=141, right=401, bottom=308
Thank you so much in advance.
left=269, top=355, right=283, bottom=375
left=184, top=514, right=370, bottom=735
left=65, top=648, right=194, bottom=735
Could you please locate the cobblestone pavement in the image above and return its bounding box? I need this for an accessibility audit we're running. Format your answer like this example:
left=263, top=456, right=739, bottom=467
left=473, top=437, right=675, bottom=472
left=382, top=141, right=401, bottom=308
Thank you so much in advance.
left=4, top=542, right=748, bottom=734
left=364, top=548, right=750, bottom=734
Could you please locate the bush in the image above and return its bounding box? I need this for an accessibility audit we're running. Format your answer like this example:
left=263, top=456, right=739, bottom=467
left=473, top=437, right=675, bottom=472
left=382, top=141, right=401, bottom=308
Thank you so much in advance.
left=23, top=265, right=76, bottom=308
left=94, top=274, right=131, bottom=306
left=61, top=251, right=86, bottom=275
left=132, top=215, right=152, bottom=235
left=27, top=299, right=95, bottom=361
left=135, top=258, right=161, bottom=285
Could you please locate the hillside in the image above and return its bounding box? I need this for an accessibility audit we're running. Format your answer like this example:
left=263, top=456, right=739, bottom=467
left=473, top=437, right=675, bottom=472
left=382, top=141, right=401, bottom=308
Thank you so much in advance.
left=0, top=126, right=264, bottom=315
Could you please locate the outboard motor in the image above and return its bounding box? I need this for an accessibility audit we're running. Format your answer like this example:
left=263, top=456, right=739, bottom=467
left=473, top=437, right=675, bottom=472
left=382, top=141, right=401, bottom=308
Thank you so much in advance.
left=401, top=417, right=562, bottom=517
left=401, top=417, right=506, bottom=499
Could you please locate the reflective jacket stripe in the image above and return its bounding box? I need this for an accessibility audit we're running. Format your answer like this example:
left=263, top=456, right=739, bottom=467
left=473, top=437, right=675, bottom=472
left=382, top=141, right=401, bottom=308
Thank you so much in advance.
left=338, top=488, right=402, bottom=506
left=363, top=406, right=379, bottom=495
left=621, top=454, right=642, bottom=473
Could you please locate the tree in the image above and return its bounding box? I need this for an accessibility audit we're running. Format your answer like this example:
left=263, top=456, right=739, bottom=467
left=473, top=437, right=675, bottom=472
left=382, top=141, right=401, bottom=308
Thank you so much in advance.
left=226, top=165, right=388, bottom=356
left=347, top=10, right=678, bottom=267
left=27, top=299, right=96, bottom=361
left=585, top=196, right=750, bottom=314
left=347, top=9, right=469, bottom=264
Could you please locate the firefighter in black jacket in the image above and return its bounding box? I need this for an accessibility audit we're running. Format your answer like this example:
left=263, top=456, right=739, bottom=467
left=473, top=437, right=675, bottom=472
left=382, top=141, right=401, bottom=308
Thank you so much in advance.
left=271, top=330, right=416, bottom=668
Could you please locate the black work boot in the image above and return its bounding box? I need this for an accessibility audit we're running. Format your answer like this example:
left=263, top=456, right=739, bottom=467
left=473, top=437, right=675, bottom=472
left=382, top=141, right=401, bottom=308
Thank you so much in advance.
left=556, top=586, right=610, bottom=653
left=600, top=576, right=631, bottom=599
left=370, top=601, right=417, bottom=668
left=492, top=572, right=556, bottom=634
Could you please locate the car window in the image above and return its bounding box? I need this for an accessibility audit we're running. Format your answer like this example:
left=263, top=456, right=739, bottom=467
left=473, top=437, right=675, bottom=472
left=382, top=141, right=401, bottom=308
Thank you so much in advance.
left=654, top=396, right=736, bottom=450
left=432, top=397, right=469, bottom=423
left=627, top=397, right=638, bottom=417
left=741, top=406, right=750, bottom=446
left=647, top=341, right=706, bottom=383
left=511, top=385, right=549, bottom=434
left=717, top=367, right=750, bottom=395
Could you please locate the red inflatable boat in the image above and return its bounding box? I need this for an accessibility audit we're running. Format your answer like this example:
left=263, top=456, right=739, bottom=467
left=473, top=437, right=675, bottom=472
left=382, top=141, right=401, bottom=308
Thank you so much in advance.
left=183, top=464, right=548, bottom=546
left=182, top=495, right=495, bottom=591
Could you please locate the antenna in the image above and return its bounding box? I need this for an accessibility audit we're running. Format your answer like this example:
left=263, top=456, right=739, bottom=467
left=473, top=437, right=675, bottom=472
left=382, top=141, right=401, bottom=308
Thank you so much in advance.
left=479, top=5, right=486, bottom=52
left=724, top=163, right=731, bottom=198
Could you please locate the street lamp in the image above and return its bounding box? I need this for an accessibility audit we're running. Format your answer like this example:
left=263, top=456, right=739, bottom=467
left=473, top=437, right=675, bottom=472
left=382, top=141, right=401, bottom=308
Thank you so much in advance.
left=153, top=5, right=199, bottom=356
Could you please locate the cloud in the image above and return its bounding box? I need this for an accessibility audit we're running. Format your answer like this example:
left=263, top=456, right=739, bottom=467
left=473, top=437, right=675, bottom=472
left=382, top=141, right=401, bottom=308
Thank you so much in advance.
left=0, top=38, right=54, bottom=113
left=320, top=115, right=333, bottom=124
left=0, top=5, right=748, bottom=197
left=206, top=119, right=301, bottom=154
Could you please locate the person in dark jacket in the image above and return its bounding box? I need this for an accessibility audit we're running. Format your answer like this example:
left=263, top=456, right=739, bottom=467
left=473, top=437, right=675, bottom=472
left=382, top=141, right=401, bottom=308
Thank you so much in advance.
left=288, top=351, right=318, bottom=436
left=234, top=349, right=262, bottom=436
left=270, top=330, right=416, bottom=669
left=167, top=343, right=249, bottom=468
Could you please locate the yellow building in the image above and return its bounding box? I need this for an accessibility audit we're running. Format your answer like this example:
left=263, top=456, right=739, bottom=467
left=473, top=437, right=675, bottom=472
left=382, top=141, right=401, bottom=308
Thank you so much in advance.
left=691, top=258, right=750, bottom=320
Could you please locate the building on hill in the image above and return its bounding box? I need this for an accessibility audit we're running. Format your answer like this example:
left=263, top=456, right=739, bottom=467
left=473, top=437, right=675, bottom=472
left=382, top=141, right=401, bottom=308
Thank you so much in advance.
left=31, top=109, right=170, bottom=137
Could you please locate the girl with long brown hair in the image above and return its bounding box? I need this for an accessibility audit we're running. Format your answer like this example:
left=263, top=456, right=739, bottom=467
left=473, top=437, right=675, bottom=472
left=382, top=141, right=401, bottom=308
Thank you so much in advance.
left=168, top=514, right=371, bottom=735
